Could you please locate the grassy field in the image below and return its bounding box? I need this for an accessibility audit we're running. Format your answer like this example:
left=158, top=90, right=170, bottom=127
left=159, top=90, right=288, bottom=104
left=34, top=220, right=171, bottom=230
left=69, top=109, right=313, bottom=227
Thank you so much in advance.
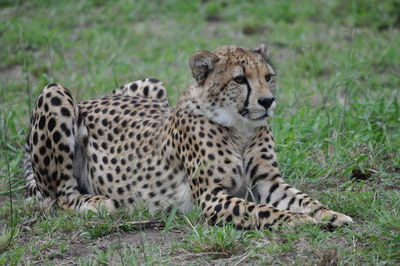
left=0, top=0, right=399, bottom=264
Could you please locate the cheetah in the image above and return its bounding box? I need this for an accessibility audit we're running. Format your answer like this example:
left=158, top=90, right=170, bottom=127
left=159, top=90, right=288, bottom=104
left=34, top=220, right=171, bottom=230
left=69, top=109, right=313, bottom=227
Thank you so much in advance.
left=24, top=44, right=353, bottom=229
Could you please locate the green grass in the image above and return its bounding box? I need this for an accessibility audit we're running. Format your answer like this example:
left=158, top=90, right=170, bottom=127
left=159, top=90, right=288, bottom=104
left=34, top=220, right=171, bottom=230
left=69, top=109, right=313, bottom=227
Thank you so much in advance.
left=0, top=0, right=399, bottom=264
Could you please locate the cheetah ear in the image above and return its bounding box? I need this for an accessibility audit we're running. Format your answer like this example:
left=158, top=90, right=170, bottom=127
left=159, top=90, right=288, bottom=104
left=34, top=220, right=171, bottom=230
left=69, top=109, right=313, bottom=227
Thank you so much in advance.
left=252, top=43, right=269, bottom=59
left=189, top=50, right=219, bottom=85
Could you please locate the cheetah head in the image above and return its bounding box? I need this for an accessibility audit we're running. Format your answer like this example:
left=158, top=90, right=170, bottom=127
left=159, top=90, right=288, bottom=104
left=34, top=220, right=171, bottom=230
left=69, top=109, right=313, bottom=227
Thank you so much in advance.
left=189, top=44, right=277, bottom=129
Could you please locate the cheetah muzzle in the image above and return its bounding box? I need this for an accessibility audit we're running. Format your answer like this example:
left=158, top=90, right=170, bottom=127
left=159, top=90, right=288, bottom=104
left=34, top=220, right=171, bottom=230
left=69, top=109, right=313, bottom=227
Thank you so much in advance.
left=24, top=44, right=353, bottom=230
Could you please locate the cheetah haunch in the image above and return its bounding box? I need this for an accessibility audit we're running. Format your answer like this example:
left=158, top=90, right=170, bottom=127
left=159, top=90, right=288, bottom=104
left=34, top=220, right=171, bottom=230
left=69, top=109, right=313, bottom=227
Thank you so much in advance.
left=24, top=44, right=353, bottom=229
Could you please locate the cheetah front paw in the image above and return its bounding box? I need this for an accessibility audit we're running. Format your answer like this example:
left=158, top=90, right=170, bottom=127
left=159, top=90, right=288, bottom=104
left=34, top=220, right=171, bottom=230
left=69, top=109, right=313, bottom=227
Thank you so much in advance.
left=85, top=198, right=116, bottom=213
left=318, top=210, right=354, bottom=228
left=71, top=195, right=116, bottom=213
left=328, top=212, right=353, bottom=227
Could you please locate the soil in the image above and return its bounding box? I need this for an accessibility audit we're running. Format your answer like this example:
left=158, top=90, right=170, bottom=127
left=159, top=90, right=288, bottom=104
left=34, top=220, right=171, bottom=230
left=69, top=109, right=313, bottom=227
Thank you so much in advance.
left=45, top=229, right=187, bottom=265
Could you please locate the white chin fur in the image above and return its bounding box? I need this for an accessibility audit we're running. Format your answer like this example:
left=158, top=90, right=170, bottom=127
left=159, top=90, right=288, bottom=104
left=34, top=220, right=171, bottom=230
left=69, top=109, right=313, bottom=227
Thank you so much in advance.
left=267, top=101, right=277, bottom=117
left=211, top=107, right=266, bottom=134
left=212, top=107, right=237, bottom=127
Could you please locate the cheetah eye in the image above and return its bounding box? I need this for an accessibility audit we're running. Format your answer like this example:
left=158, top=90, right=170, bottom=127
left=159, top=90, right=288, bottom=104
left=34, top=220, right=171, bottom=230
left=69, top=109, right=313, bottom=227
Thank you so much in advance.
left=265, top=73, right=275, bottom=83
left=233, top=75, right=246, bottom=84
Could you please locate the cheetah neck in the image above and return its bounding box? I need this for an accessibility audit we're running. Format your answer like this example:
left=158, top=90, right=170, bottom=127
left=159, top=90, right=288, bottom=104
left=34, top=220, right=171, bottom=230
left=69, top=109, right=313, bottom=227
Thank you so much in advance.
left=178, top=96, right=267, bottom=138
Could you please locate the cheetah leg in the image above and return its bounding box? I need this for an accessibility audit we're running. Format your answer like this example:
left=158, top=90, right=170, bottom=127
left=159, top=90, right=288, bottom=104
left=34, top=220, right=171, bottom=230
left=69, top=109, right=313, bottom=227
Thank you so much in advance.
left=196, top=185, right=316, bottom=230
left=244, top=126, right=353, bottom=227
left=27, top=83, right=115, bottom=213
left=24, top=141, right=45, bottom=201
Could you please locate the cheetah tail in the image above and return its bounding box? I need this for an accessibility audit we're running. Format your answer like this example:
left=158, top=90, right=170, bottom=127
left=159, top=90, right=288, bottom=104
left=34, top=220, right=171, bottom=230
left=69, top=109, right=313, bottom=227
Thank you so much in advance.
left=23, top=134, right=44, bottom=201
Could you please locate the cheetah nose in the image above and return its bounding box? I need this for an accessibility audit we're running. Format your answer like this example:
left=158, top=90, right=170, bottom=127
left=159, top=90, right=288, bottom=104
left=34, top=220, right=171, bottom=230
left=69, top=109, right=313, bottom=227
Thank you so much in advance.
left=258, top=97, right=275, bottom=110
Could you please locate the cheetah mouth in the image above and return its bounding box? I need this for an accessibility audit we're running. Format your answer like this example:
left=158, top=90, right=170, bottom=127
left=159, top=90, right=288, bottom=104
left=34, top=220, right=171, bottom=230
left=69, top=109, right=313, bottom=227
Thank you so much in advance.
left=238, top=109, right=269, bottom=120
left=253, top=113, right=269, bottom=120
left=239, top=101, right=277, bottom=120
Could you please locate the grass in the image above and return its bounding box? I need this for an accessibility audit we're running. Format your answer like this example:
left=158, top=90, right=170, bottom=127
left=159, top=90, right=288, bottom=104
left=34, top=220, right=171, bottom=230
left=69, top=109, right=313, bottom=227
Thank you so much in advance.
left=0, top=0, right=399, bottom=264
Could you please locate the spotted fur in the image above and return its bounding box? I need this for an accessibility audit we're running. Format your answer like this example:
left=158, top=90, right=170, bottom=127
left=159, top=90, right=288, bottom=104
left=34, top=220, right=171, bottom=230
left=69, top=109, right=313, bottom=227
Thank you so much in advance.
left=24, top=45, right=353, bottom=229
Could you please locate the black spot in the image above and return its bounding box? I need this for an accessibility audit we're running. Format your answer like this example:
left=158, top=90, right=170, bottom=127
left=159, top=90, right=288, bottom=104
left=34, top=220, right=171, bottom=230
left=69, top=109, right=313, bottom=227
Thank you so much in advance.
left=113, top=200, right=120, bottom=208
left=233, top=205, right=240, bottom=216
left=32, top=132, right=38, bottom=145
left=106, top=173, right=113, bottom=182
left=210, top=213, right=218, bottom=223
left=149, top=78, right=160, bottom=83
left=38, top=116, right=46, bottom=130
left=91, top=154, right=98, bottom=163
left=60, top=107, right=71, bottom=116
left=39, top=146, right=46, bottom=155
left=43, top=138, right=52, bottom=149
left=47, top=118, right=56, bottom=132
left=217, top=167, right=225, bottom=174
left=211, top=187, right=222, bottom=195
left=52, top=131, right=61, bottom=143
left=59, top=143, right=70, bottom=153
left=43, top=156, right=50, bottom=166
left=57, top=155, right=64, bottom=164
left=156, top=89, right=164, bottom=99
left=329, top=215, right=338, bottom=223
left=130, top=83, right=138, bottom=91
left=51, top=96, right=62, bottom=106
left=258, top=211, right=270, bottom=219
left=93, top=142, right=99, bottom=150
left=143, top=86, right=149, bottom=97
left=37, top=96, right=43, bottom=108
left=47, top=83, right=58, bottom=88
left=60, top=123, right=71, bottom=136
left=101, top=142, right=108, bottom=150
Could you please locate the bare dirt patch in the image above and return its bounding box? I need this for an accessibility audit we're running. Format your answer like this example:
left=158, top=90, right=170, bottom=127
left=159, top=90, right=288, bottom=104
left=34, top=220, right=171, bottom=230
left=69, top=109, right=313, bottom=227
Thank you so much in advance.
left=51, top=229, right=186, bottom=264
left=94, top=228, right=185, bottom=251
